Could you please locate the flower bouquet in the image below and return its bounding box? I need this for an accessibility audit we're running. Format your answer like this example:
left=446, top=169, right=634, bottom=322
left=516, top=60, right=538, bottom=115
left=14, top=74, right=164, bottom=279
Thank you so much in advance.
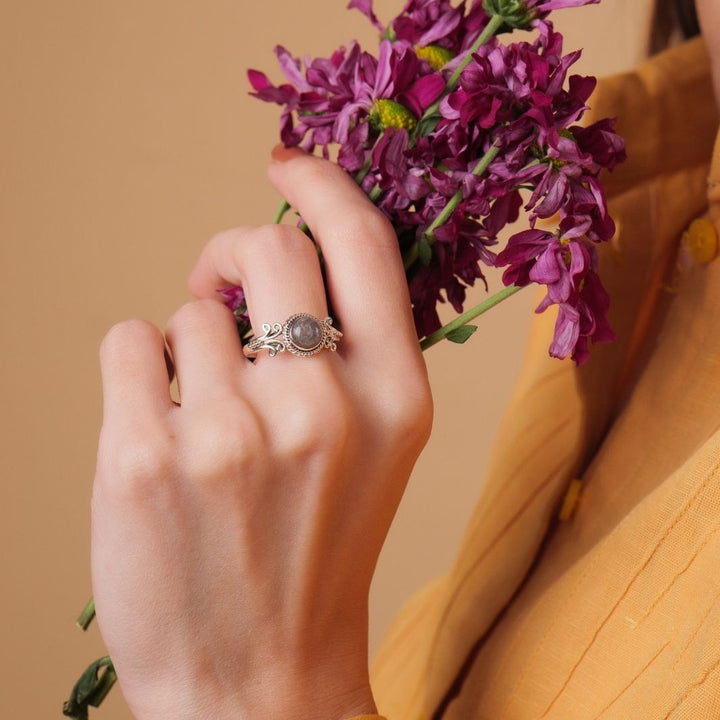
left=230, top=0, right=625, bottom=363
left=64, top=0, right=624, bottom=716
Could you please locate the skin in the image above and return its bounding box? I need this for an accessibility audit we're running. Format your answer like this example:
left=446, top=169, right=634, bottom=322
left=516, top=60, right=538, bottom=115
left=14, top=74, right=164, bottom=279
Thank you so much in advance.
left=92, top=6, right=720, bottom=719
left=92, top=146, right=433, bottom=720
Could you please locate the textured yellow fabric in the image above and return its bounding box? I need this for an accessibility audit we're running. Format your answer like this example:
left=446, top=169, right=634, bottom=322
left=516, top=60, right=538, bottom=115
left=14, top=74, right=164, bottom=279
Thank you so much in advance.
left=372, top=37, right=720, bottom=720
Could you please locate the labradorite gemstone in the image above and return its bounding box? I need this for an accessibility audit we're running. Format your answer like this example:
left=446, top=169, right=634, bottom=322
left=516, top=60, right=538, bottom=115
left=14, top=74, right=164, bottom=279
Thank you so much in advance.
left=289, top=315, right=323, bottom=351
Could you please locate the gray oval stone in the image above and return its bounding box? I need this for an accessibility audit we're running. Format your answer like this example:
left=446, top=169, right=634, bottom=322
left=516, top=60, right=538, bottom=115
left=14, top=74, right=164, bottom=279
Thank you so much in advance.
left=289, top=315, right=323, bottom=351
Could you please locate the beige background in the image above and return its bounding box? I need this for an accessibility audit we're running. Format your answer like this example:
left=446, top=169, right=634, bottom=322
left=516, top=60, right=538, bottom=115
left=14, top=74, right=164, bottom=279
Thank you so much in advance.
left=1, top=2, right=652, bottom=717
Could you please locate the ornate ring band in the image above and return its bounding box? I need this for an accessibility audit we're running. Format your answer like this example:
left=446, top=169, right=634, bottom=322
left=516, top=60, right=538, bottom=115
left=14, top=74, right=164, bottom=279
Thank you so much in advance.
left=242, top=313, right=342, bottom=358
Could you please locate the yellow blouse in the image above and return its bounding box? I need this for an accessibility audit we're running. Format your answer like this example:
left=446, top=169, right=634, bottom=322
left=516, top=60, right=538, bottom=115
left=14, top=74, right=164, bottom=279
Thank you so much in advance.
left=363, top=36, right=720, bottom=720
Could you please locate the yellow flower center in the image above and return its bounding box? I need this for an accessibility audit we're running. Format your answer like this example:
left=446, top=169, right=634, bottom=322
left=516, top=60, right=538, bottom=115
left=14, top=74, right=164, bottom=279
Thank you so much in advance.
left=373, top=99, right=417, bottom=132
left=415, top=43, right=456, bottom=71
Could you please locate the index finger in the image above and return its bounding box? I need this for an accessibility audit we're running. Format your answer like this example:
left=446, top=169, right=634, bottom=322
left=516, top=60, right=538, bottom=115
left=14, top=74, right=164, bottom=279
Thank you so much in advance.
left=266, top=147, right=420, bottom=357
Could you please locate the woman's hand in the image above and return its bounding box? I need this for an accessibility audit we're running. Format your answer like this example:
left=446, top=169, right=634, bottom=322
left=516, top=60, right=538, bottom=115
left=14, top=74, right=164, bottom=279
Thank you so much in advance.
left=90, top=147, right=433, bottom=720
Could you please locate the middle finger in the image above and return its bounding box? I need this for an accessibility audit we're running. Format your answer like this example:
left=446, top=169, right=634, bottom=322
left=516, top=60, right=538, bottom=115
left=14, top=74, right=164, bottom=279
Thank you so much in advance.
left=189, top=224, right=332, bottom=365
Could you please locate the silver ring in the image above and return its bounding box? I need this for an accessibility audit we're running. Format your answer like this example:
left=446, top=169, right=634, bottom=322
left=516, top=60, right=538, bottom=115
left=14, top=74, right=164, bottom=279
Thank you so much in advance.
left=243, top=313, right=342, bottom=358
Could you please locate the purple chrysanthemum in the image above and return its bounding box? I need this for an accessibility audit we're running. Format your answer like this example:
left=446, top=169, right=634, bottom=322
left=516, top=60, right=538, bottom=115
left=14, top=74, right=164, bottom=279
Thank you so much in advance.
left=242, top=0, right=623, bottom=363
left=495, top=228, right=615, bottom=363
left=249, top=39, right=445, bottom=167
left=351, top=0, right=491, bottom=59
left=217, top=286, right=251, bottom=335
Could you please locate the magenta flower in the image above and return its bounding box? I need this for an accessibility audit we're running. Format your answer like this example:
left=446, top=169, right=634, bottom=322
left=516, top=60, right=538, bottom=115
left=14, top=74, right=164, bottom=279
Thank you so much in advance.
left=347, top=0, right=386, bottom=32
left=440, top=23, right=588, bottom=138
left=350, top=0, right=491, bottom=59
left=249, top=43, right=362, bottom=156
left=543, top=265, right=613, bottom=364
left=525, top=0, right=600, bottom=12
left=244, top=0, right=623, bottom=363
left=495, top=228, right=614, bottom=362
left=373, top=128, right=431, bottom=201
left=572, top=117, right=627, bottom=171
left=217, top=286, right=251, bottom=337
left=249, top=39, right=444, bottom=168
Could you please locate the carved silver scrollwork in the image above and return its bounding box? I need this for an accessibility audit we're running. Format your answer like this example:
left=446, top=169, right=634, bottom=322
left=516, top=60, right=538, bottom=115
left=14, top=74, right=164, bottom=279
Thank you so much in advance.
left=243, top=316, right=342, bottom=358
left=245, top=322, right=285, bottom=357
left=321, top=317, right=342, bottom=352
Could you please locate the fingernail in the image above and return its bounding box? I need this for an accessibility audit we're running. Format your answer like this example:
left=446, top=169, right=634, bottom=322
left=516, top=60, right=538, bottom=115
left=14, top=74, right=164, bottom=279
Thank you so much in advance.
left=271, top=144, right=306, bottom=163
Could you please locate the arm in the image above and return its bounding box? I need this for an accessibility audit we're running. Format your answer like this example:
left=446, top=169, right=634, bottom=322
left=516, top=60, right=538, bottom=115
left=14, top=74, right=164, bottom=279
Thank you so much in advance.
left=90, top=146, right=432, bottom=720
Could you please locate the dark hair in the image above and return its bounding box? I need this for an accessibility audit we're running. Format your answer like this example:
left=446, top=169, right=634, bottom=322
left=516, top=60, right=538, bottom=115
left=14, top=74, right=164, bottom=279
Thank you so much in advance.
left=650, top=0, right=700, bottom=54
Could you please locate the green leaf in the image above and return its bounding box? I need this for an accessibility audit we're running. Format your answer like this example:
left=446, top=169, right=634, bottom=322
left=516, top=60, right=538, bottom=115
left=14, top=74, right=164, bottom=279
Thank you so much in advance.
left=63, top=657, right=117, bottom=720
left=415, top=113, right=442, bottom=137
left=446, top=325, right=478, bottom=344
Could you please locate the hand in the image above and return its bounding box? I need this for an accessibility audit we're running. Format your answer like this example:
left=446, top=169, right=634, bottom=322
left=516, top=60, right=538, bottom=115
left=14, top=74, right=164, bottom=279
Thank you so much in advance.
left=91, top=147, right=433, bottom=720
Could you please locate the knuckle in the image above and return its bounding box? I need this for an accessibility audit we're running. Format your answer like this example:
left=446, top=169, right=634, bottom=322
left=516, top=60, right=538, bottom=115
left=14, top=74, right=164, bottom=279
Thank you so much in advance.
left=208, top=226, right=250, bottom=246
left=189, top=226, right=251, bottom=296
left=412, top=382, right=435, bottom=445
left=378, top=376, right=434, bottom=451
left=278, top=381, right=354, bottom=459
left=343, top=205, right=397, bottom=248
left=98, top=429, right=176, bottom=504
left=289, top=155, right=335, bottom=189
left=167, top=298, right=228, bottom=336
left=185, top=399, right=264, bottom=484
left=100, top=319, right=163, bottom=362
left=245, top=224, right=315, bottom=262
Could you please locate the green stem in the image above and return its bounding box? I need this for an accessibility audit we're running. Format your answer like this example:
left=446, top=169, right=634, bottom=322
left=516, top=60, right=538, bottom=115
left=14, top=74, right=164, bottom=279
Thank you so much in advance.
left=403, top=142, right=501, bottom=270
left=76, top=598, right=95, bottom=631
left=428, top=142, right=500, bottom=234
left=420, top=284, right=523, bottom=351
left=273, top=199, right=290, bottom=224
left=447, top=14, right=506, bottom=93
left=87, top=660, right=117, bottom=707
left=418, top=14, right=506, bottom=124
left=354, top=134, right=384, bottom=185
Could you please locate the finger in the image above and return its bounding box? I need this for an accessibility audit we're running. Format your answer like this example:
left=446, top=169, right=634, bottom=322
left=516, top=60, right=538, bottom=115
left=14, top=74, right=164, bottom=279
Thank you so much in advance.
left=188, top=224, right=330, bottom=364
left=164, top=299, right=246, bottom=406
left=266, top=147, right=419, bottom=356
left=188, top=224, right=252, bottom=300
left=100, top=320, right=174, bottom=427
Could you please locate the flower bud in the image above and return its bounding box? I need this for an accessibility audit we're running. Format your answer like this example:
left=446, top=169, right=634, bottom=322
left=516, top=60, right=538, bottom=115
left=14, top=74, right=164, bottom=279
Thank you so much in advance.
left=482, top=0, right=534, bottom=29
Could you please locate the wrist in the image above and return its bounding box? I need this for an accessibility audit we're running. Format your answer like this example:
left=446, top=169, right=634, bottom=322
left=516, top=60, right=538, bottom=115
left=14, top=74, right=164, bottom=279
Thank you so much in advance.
left=206, top=678, right=378, bottom=720
left=128, top=683, right=377, bottom=720
left=123, top=648, right=377, bottom=720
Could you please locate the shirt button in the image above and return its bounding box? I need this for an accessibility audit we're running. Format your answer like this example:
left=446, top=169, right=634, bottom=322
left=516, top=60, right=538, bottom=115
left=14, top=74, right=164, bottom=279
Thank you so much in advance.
left=681, top=217, right=718, bottom=264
